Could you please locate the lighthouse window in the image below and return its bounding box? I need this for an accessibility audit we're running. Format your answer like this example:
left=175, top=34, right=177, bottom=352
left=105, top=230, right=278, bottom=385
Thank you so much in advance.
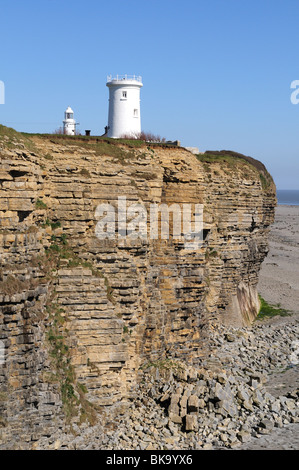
left=134, top=109, right=138, bottom=117
left=122, top=91, right=127, bottom=98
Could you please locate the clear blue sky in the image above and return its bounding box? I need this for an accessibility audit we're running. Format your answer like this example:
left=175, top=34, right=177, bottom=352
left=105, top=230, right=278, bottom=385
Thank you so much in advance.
left=1, top=0, right=299, bottom=189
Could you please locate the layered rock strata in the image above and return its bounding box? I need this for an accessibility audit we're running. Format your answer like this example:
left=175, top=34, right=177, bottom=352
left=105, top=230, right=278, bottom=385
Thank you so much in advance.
left=0, top=127, right=276, bottom=447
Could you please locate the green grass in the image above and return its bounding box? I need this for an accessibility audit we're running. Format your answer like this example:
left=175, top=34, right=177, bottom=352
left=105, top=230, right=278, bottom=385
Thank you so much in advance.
left=259, top=172, right=269, bottom=190
left=140, top=357, right=183, bottom=371
left=196, top=150, right=275, bottom=191
left=0, top=124, right=37, bottom=153
left=196, top=153, right=238, bottom=165
left=46, top=302, right=97, bottom=426
left=256, top=295, right=290, bottom=321
left=46, top=303, right=77, bottom=419
left=41, top=219, right=61, bottom=230
left=35, top=199, right=47, bottom=209
left=44, top=230, right=114, bottom=302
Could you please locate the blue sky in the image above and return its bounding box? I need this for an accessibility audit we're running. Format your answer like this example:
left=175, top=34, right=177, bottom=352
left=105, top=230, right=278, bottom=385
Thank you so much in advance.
left=1, top=0, right=299, bottom=189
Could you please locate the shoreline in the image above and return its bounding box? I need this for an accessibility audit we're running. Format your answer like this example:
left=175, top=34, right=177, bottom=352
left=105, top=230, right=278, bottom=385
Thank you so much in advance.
left=257, top=204, right=299, bottom=315
left=237, top=203, right=299, bottom=450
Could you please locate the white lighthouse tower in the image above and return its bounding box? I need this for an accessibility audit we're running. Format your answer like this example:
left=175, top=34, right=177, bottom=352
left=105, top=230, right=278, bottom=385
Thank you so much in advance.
left=63, top=106, right=76, bottom=135
left=106, top=74, right=143, bottom=138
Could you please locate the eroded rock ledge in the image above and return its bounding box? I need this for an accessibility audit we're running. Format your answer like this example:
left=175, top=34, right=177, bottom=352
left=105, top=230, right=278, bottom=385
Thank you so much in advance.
left=0, top=126, right=276, bottom=448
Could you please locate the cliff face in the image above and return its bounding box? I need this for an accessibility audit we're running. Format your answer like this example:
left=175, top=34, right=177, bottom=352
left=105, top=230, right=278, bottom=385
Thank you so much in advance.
left=0, top=126, right=276, bottom=447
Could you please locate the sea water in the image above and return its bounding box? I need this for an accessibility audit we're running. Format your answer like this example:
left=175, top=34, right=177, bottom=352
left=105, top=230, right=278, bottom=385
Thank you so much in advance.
left=277, top=190, right=299, bottom=206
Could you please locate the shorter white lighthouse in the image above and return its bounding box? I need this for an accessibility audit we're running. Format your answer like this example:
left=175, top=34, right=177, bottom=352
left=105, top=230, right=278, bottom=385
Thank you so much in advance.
left=106, top=75, right=143, bottom=138
left=63, top=106, right=76, bottom=135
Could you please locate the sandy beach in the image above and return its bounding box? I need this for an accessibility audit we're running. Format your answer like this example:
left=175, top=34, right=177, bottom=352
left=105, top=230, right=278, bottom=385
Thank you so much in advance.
left=258, top=204, right=299, bottom=406
left=258, top=204, right=299, bottom=315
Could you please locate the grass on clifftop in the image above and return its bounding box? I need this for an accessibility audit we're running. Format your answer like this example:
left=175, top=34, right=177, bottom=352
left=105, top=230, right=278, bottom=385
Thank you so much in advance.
left=0, top=124, right=37, bottom=153
left=1, top=124, right=274, bottom=191
left=255, top=295, right=290, bottom=321
left=20, top=132, right=176, bottom=151
left=196, top=150, right=275, bottom=191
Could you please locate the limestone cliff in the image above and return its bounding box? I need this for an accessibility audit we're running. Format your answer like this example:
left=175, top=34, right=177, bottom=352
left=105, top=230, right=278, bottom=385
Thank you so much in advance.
left=0, top=125, right=276, bottom=447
